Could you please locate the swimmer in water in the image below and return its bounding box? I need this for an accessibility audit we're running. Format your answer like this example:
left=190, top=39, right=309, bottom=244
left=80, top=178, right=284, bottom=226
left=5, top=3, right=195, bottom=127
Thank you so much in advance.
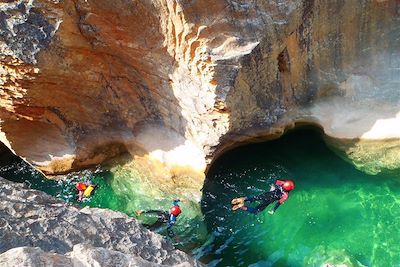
left=231, top=180, right=295, bottom=215
left=136, top=199, right=182, bottom=237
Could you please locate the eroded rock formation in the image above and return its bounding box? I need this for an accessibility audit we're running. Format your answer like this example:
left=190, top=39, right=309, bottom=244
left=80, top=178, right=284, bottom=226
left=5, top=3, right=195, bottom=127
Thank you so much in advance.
left=0, top=0, right=399, bottom=180
left=0, top=245, right=196, bottom=267
left=0, top=177, right=201, bottom=266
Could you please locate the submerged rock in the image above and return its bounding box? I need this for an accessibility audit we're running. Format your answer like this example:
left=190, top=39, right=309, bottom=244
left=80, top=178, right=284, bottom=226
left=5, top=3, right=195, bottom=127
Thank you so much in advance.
left=0, top=177, right=201, bottom=266
left=324, top=137, right=400, bottom=175
left=304, top=245, right=367, bottom=267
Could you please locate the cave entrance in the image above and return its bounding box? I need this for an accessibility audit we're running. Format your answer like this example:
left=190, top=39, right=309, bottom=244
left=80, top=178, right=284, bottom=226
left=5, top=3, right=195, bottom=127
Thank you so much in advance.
left=199, top=127, right=400, bottom=266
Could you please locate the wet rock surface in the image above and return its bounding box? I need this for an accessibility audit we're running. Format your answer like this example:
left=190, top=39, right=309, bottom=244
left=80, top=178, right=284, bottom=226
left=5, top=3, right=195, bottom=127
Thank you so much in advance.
left=0, top=177, right=201, bottom=266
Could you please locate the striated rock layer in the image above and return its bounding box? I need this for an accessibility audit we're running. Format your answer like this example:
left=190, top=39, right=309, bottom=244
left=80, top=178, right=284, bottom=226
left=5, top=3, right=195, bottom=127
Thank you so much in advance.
left=0, top=177, right=201, bottom=266
left=0, top=0, right=399, bottom=181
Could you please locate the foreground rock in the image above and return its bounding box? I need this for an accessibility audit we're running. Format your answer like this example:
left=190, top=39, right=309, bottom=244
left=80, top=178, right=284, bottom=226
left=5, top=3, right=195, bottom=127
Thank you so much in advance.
left=0, top=0, right=399, bottom=180
left=0, top=245, right=193, bottom=267
left=0, top=177, right=201, bottom=266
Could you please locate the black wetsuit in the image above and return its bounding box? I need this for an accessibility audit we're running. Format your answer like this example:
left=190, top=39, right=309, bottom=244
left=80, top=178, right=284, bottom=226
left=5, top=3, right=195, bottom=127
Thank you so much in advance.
left=141, top=210, right=176, bottom=237
left=244, top=185, right=287, bottom=214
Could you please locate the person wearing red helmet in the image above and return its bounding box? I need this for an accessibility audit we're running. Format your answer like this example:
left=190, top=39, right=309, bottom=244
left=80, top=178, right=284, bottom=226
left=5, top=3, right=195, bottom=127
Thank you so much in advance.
left=136, top=199, right=181, bottom=237
left=231, top=179, right=295, bottom=215
left=75, top=181, right=97, bottom=202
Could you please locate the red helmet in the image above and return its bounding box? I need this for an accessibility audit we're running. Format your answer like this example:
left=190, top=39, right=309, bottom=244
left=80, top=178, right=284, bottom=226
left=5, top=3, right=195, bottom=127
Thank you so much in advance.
left=76, top=182, right=87, bottom=191
left=170, top=206, right=181, bottom=216
left=282, top=180, right=295, bottom=191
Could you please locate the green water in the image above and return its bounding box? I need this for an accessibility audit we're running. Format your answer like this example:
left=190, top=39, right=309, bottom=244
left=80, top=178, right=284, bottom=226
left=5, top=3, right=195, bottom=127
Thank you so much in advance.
left=0, top=151, right=205, bottom=248
left=0, top=154, right=122, bottom=211
left=1, top=128, right=400, bottom=266
left=200, top=128, right=400, bottom=266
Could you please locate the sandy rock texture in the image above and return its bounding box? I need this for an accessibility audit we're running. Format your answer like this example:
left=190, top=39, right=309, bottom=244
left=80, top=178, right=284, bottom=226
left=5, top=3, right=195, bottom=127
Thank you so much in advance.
left=0, top=177, right=201, bottom=266
left=0, top=0, right=399, bottom=178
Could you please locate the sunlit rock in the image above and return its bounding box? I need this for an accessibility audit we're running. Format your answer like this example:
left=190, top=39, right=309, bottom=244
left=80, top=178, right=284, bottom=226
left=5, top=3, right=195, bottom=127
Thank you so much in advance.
left=0, top=244, right=197, bottom=267
left=0, top=0, right=399, bottom=182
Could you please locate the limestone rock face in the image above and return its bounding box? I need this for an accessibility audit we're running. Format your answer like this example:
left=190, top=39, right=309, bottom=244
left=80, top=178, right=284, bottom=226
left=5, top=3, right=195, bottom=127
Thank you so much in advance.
left=0, top=247, right=73, bottom=267
left=212, top=0, right=400, bottom=174
left=0, top=0, right=399, bottom=177
left=0, top=177, right=201, bottom=266
left=0, top=245, right=195, bottom=267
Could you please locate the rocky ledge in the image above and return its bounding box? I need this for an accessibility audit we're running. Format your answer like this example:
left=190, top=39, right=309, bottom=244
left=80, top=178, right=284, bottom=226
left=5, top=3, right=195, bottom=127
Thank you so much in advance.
left=0, top=177, right=201, bottom=266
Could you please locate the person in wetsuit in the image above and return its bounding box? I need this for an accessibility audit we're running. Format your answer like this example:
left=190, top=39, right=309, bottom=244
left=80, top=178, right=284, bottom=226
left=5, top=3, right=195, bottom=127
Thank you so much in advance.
left=75, top=182, right=96, bottom=202
left=231, top=180, right=295, bottom=215
left=136, top=199, right=181, bottom=237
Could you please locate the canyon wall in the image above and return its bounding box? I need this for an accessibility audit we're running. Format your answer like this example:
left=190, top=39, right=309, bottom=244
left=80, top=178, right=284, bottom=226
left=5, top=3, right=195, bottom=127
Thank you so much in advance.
left=0, top=0, right=399, bottom=181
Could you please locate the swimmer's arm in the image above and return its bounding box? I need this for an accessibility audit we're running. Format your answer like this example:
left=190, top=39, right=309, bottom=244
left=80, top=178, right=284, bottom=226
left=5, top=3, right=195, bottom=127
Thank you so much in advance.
left=167, top=214, right=177, bottom=237
left=269, top=202, right=281, bottom=214
left=269, top=184, right=276, bottom=191
left=77, top=190, right=83, bottom=201
left=269, top=193, right=288, bottom=214
left=136, top=210, right=164, bottom=216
